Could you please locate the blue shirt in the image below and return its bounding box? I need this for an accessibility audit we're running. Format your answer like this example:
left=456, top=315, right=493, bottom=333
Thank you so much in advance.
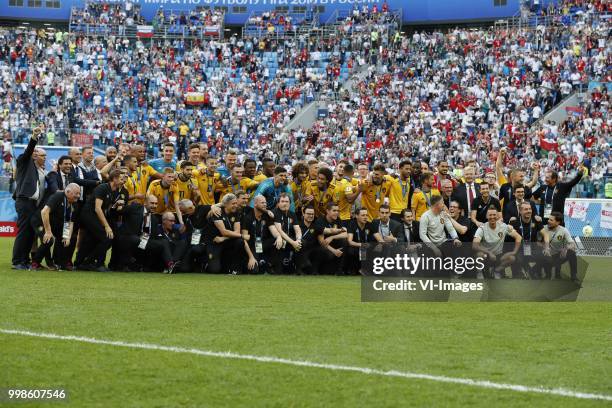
left=250, top=178, right=295, bottom=212
left=216, top=165, right=230, bottom=179
left=148, top=158, right=177, bottom=174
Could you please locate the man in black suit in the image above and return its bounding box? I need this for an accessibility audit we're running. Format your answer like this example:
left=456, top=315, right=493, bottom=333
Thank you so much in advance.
left=396, top=208, right=421, bottom=244
left=451, top=166, right=480, bottom=218
left=45, top=155, right=74, bottom=195
left=12, top=127, right=46, bottom=269
left=110, top=194, right=162, bottom=271
left=65, top=146, right=101, bottom=267
left=502, top=184, right=539, bottom=224
left=532, top=168, right=584, bottom=222
left=372, top=204, right=402, bottom=243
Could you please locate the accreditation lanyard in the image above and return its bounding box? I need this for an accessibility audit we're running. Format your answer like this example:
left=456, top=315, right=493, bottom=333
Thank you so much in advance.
left=375, top=185, right=382, bottom=203
left=424, top=190, right=432, bottom=208
left=281, top=212, right=290, bottom=233
left=207, top=174, right=214, bottom=192
left=519, top=219, right=531, bottom=241
left=163, top=189, right=169, bottom=208
left=301, top=225, right=311, bottom=240
left=253, top=218, right=265, bottom=239
left=130, top=176, right=138, bottom=193
left=63, top=196, right=72, bottom=224
left=477, top=197, right=491, bottom=216
left=545, top=185, right=557, bottom=205
left=355, top=226, right=368, bottom=243
left=401, top=179, right=410, bottom=201
left=230, top=180, right=239, bottom=194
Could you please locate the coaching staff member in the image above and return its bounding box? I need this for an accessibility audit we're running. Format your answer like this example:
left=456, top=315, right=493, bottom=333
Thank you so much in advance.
left=12, top=127, right=46, bottom=269
left=30, top=183, right=81, bottom=270
left=76, top=169, right=124, bottom=271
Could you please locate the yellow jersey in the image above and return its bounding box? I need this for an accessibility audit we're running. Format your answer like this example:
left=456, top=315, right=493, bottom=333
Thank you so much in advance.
left=253, top=173, right=268, bottom=183
left=217, top=177, right=259, bottom=198
left=311, top=183, right=335, bottom=218
left=128, top=163, right=157, bottom=204
left=290, top=179, right=313, bottom=212
left=193, top=170, right=223, bottom=205
left=333, top=178, right=358, bottom=221
left=411, top=188, right=441, bottom=221
left=386, top=175, right=413, bottom=215
left=360, top=179, right=392, bottom=221
left=147, top=179, right=179, bottom=214
left=175, top=176, right=202, bottom=203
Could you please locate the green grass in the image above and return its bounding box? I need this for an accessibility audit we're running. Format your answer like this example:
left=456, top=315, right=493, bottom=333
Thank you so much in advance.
left=0, top=238, right=611, bottom=407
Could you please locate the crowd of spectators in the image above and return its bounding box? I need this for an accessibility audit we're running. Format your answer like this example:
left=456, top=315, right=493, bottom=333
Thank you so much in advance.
left=152, top=8, right=224, bottom=37
left=0, top=1, right=609, bottom=194
left=293, top=2, right=609, bottom=192
left=70, top=1, right=145, bottom=29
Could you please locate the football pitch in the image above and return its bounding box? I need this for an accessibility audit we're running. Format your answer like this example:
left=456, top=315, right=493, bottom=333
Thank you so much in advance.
left=1, top=238, right=611, bottom=407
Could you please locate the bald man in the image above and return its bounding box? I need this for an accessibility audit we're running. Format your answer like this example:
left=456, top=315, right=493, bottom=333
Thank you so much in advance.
left=30, top=183, right=81, bottom=270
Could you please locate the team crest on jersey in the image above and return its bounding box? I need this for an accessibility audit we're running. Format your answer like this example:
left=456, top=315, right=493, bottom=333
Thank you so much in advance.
left=231, top=217, right=235, bottom=222
left=498, top=232, right=503, bottom=238
left=440, top=218, right=445, bottom=224
left=309, top=229, right=314, bottom=233
left=557, top=235, right=563, bottom=241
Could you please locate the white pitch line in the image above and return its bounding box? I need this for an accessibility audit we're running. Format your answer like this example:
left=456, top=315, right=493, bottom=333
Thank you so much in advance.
left=1, top=328, right=611, bottom=402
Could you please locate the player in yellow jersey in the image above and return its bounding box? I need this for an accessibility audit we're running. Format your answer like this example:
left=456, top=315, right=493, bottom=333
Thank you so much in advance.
left=128, top=144, right=160, bottom=204
left=333, top=163, right=359, bottom=225
left=243, top=158, right=268, bottom=198
left=176, top=143, right=206, bottom=172
left=193, top=156, right=224, bottom=205
left=122, top=154, right=147, bottom=203
left=290, top=162, right=314, bottom=214
left=385, top=160, right=413, bottom=222
left=147, top=168, right=184, bottom=224
left=217, top=165, right=260, bottom=198
left=358, top=163, right=392, bottom=222
left=411, top=171, right=441, bottom=221
left=175, top=161, right=204, bottom=204
left=311, top=167, right=336, bottom=218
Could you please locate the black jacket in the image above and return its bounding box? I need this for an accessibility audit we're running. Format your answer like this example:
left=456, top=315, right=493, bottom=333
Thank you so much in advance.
left=502, top=200, right=538, bottom=224
left=396, top=221, right=421, bottom=243
left=371, top=219, right=403, bottom=240
left=451, top=182, right=481, bottom=215
left=13, top=136, right=40, bottom=200
left=117, top=203, right=162, bottom=237
left=532, top=171, right=583, bottom=217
